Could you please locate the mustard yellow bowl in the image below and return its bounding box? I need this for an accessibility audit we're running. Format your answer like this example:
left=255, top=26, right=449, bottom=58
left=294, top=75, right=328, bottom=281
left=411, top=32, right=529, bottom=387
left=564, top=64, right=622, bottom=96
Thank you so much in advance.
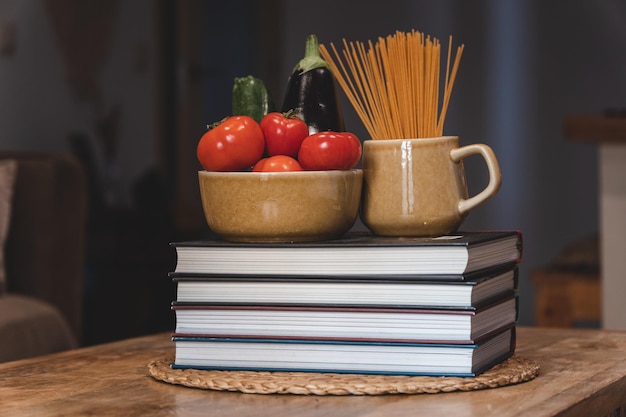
left=198, top=169, right=363, bottom=242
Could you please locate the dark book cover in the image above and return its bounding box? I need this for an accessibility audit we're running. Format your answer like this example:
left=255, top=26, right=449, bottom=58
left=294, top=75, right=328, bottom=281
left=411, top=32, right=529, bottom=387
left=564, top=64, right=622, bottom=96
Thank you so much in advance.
left=171, top=230, right=522, bottom=250
left=171, top=298, right=518, bottom=345
left=170, top=230, right=522, bottom=277
left=170, top=327, right=516, bottom=377
left=172, top=266, right=518, bottom=309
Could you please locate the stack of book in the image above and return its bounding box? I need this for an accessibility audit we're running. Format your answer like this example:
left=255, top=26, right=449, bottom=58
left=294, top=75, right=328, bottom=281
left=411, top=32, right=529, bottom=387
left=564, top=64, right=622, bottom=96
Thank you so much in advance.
left=168, top=230, right=523, bottom=377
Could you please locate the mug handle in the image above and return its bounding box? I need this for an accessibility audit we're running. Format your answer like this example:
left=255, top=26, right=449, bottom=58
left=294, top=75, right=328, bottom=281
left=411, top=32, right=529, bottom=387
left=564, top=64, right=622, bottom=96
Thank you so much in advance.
left=449, top=144, right=502, bottom=215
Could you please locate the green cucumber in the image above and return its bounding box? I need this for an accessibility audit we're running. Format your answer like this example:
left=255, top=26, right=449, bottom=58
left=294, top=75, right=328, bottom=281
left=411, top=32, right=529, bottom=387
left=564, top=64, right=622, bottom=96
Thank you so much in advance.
left=232, top=75, right=276, bottom=123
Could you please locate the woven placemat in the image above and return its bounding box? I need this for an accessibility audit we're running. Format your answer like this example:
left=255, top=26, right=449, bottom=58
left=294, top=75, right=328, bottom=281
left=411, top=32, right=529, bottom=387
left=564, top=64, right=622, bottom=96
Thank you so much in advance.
left=147, top=355, right=539, bottom=395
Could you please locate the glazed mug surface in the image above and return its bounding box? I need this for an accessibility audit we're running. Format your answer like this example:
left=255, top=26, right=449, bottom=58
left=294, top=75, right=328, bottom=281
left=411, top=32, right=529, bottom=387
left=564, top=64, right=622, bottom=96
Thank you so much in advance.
left=360, top=136, right=501, bottom=237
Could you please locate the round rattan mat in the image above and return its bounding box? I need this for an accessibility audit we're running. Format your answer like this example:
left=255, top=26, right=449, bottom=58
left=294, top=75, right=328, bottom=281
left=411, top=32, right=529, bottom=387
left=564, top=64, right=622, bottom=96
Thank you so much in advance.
left=147, top=355, right=539, bottom=395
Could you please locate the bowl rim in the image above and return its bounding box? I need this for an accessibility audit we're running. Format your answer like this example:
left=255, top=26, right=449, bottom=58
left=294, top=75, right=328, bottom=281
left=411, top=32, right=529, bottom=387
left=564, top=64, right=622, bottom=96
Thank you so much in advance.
left=198, top=168, right=362, bottom=177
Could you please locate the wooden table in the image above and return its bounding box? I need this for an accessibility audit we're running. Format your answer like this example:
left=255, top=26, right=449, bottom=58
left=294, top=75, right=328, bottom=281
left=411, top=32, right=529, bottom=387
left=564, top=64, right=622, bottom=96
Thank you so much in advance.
left=1, top=327, right=626, bottom=417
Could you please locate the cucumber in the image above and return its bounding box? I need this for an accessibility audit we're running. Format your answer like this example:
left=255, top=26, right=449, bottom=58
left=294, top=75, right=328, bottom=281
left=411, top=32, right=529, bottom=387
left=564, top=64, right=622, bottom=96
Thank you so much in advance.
left=232, top=75, right=276, bottom=123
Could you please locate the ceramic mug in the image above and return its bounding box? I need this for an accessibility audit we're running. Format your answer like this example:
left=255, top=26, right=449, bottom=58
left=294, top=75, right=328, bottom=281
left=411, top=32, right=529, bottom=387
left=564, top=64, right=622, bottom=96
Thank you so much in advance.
left=360, top=136, right=501, bottom=237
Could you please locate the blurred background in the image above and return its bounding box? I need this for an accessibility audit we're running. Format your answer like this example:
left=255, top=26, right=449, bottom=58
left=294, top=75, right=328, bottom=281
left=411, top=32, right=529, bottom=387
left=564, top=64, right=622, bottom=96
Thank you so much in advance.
left=1, top=0, right=622, bottom=344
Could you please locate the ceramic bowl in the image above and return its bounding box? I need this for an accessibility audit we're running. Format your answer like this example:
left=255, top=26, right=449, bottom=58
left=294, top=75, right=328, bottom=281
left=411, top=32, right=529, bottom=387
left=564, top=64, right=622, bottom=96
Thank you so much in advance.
left=198, top=169, right=363, bottom=242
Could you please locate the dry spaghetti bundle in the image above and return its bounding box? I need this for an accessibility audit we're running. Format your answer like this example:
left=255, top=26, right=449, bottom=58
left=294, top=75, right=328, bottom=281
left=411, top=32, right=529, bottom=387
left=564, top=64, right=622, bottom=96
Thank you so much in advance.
left=319, top=30, right=464, bottom=140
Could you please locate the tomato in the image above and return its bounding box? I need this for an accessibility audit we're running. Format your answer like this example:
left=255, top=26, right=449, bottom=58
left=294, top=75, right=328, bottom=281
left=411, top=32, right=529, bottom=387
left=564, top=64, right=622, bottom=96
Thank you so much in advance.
left=252, top=155, right=303, bottom=172
left=260, top=112, right=309, bottom=157
left=297, top=131, right=362, bottom=170
left=197, top=115, right=265, bottom=171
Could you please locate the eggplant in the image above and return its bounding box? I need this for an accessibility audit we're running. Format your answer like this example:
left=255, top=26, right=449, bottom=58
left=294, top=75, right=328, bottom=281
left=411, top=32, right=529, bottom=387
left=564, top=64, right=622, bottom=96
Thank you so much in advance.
left=281, top=34, right=345, bottom=135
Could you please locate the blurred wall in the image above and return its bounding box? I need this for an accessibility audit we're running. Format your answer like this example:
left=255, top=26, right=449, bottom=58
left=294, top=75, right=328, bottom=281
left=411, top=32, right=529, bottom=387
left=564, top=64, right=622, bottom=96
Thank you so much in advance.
left=0, top=0, right=158, bottom=206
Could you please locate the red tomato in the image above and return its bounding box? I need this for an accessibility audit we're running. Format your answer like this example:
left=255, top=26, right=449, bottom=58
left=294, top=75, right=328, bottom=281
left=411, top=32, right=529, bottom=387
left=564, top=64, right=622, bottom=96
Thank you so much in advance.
left=297, top=131, right=362, bottom=170
left=252, top=155, right=303, bottom=172
left=260, top=112, right=309, bottom=157
left=197, top=116, right=265, bottom=171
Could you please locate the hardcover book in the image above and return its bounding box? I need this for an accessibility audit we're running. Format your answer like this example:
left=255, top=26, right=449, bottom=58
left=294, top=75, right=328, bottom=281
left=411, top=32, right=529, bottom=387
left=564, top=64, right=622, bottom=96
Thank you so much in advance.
left=173, top=266, right=518, bottom=309
left=171, top=326, right=516, bottom=377
left=172, top=295, right=518, bottom=344
left=170, top=230, right=522, bottom=277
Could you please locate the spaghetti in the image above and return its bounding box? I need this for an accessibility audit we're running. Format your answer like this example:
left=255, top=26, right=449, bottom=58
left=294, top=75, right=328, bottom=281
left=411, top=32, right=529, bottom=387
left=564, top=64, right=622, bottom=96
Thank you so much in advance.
left=319, top=30, right=464, bottom=140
